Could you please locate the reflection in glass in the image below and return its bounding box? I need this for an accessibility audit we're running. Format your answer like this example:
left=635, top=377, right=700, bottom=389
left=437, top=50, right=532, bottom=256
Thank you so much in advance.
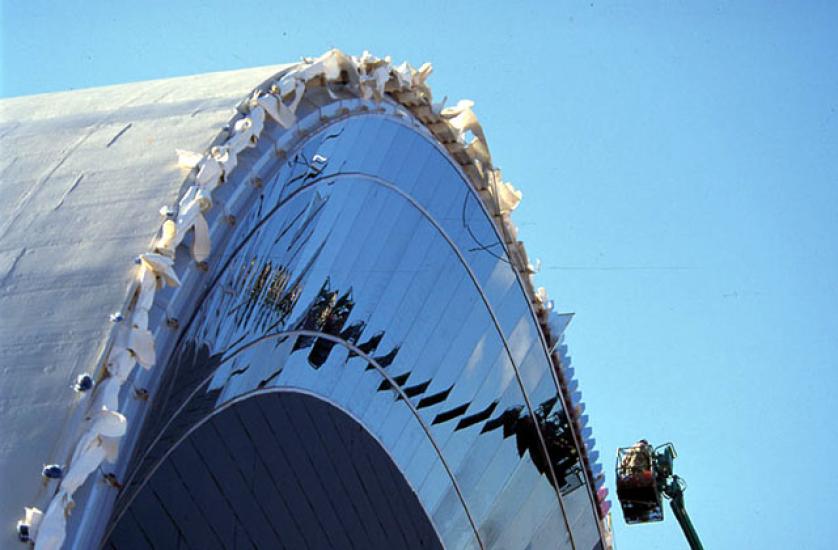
left=106, top=113, right=601, bottom=550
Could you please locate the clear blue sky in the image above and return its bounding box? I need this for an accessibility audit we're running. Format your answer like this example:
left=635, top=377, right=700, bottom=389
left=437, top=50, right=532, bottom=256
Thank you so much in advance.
left=3, top=2, right=837, bottom=548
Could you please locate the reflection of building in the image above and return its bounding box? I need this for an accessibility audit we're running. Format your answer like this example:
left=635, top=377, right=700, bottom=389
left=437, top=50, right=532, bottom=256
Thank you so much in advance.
left=0, top=51, right=611, bottom=549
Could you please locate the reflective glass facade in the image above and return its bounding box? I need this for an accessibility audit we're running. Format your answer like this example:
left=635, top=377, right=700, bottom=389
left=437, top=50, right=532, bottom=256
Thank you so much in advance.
left=105, top=113, right=603, bottom=549
left=106, top=392, right=442, bottom=549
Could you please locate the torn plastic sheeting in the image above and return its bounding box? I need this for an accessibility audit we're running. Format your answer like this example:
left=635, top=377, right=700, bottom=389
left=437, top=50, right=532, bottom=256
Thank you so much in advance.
left=393, top=61, right=414, bottom=89
left=266, top=79, right=306, bottom=129
left=226, top=107, right=265, bottom=155
left=440, top=98, right=473, bottom=119
left=57, top=411, right=126, bottom=496
left=354, top=52, right=393, bottom=100
left=99, top=435, right=121, bottom=464
left=36, top=493, right=68, bottom=549
left=295, top=51, right=345, bottom=83
left=465, top=138, right=491, bottom=166
left=195, top=154, right=223, bottom=188
left=256, top=93, right=282, bottom=125
left=413, top=62, right=433, bottom=87
left=85, top=409, right=128, bottom=439
left=155, top=190, right=211, bottom=262
left=137, top=253, right=180, bottom=288
left=369, top=64, right=392, bottom=100
left=130, top=308, right=148, bottom=332
left=62, top=437, right=106, bottom=497
left=213, top=145, right=238, bottom=179
left=189, top=211, right=211, bottom=262
left=155, top=219, right=178, bottom=256
left=111, top=325, right=155, bottom=368
left=448, top=106, right=483, bottom=141
left=177, top=184, right=213, bottom=219
left=493, top=180, right=522, bottom=214
left=91, top=377, right=122, bottom=413
left=106, top=349, right=136, bottom=382
left=135, top=266, right=157, bottom=311
left=443, top=101, right=490, bottom=161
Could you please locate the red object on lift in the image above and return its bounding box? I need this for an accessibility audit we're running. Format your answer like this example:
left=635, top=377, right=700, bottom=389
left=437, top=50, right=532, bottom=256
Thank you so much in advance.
left=615, top=441, right=664, bottom=524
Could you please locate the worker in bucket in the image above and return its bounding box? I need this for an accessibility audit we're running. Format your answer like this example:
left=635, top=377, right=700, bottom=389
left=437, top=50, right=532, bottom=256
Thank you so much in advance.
left=622, top=439, right=653, bottom=479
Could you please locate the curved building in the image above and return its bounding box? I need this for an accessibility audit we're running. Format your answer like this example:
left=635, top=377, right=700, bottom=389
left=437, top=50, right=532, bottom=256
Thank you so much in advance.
left=0, top=51, right=611, bottom=549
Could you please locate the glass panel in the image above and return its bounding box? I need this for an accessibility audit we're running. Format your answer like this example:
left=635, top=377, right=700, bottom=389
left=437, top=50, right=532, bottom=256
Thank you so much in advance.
left=109, top=112, right=600, bottom=550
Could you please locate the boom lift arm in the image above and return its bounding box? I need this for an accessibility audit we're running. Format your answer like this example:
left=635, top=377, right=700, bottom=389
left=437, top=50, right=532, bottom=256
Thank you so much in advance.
left=616, top=442, right=704, bottom=550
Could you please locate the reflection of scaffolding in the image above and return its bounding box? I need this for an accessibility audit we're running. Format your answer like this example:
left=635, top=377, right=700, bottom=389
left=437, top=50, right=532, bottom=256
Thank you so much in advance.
left=478, top=397, right=585, bottom=495
left=260, top=269, right=590, bottom=497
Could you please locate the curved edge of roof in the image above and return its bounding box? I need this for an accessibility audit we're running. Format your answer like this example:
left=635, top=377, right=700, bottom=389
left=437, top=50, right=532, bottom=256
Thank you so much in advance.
left=11, top=49, right=612, bottom=549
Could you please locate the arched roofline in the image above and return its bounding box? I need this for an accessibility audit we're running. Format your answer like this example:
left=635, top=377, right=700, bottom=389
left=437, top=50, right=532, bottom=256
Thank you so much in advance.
left=20, top=50, right=610, bottom=550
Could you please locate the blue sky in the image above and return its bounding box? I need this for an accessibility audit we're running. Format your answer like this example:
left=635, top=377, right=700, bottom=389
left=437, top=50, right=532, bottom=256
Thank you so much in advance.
left=3, top=1, right=837, bottom=548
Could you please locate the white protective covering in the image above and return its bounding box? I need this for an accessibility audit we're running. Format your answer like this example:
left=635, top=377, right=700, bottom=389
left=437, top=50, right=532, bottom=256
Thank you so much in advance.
left=0, top=64, right=287, bottom=548
left=0, top=50, right=608, bottom=548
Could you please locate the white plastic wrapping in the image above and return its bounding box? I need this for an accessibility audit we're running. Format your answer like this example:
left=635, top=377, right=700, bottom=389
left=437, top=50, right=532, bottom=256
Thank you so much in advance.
left=106, top=349, right=136, bottom=383
left=91, top=378, right=121, bottom=413
left=156, top=187, right=211, bottom=262
left=112, top=325, right=155, bottom=368
left=196, top=155, right=223, bottom=188
left=137, top=253, right=180, bottom=288
left=26, top=48, right=610, bottom=550
left=36, top=493, right=68, bottom=549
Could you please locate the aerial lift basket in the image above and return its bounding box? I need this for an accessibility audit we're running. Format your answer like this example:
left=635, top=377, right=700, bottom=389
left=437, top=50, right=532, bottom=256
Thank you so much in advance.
left=615, top=443, right=664, bottom=524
